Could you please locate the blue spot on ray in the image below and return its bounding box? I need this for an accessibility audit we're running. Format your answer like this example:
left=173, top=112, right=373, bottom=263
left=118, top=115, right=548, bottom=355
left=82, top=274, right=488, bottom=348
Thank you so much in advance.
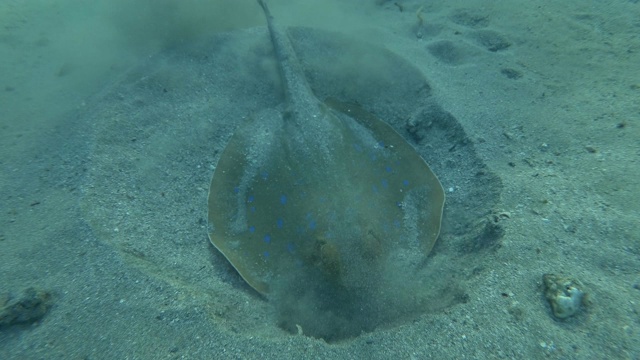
left=247, top=195, right=255, bottom=203
left=263, top=234, right=271, bottom=244
left=249, top=226, right=255, bottom=233
left=276, top=218, right=284, bottom=228
left=280, top=194, right=287, bottom=205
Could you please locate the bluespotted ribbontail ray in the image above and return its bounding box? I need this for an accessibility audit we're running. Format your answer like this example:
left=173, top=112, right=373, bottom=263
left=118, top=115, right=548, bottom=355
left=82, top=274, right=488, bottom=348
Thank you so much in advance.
left=208, top=0, right=444, bottom=297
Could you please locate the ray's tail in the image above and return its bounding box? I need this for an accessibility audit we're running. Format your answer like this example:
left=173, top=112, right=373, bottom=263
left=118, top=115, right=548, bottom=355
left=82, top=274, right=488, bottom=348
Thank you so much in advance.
left=256, top=0, right=317, bottom=111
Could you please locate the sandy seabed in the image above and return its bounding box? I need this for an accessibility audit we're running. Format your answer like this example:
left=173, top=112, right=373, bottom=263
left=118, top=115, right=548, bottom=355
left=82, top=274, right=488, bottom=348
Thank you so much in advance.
left=1, top=0, right=639, bottom=359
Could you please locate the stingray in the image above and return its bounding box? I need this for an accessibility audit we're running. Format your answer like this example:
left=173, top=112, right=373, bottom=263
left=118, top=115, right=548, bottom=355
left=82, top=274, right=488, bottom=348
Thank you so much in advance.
left=207, top=0, right=445, bottom=295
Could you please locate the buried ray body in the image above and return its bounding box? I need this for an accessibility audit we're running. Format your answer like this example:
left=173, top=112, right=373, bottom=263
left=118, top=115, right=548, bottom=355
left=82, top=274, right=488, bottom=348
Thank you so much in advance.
left=207, top=0, right=445, bottom=339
